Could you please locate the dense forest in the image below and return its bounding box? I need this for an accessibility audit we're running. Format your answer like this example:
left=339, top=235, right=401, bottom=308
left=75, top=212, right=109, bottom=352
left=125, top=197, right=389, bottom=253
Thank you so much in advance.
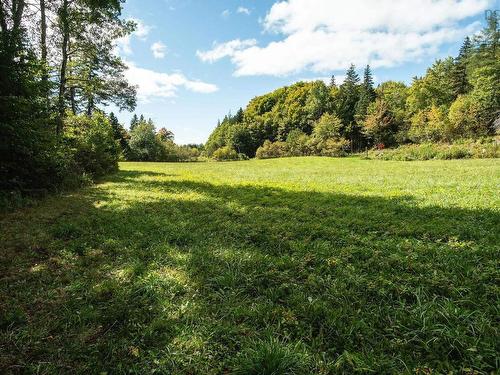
left=205, top=14, right=499, bottom=160
left=1, top=0, right=135, bottom=194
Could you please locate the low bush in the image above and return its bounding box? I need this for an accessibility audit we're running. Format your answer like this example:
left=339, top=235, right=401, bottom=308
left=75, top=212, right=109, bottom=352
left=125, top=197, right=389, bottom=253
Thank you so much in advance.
left=212, top=146, right=240, bottom=161
left=255, top=140, right=289, bottom=159
left=370, top=138, right=499, bottom=161
left=159, top=141, right=201, bottom=162
left=64, top=113, right=120, bottom=178
left=315, top=138, right=350, bottom=157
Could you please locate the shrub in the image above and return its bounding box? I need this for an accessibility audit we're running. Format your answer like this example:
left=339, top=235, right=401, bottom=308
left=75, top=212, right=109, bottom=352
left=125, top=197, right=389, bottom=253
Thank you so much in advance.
left=255, top=140, right=289, bottom=159
left=64, top=113, right=120, bottom=178
left=212, top=146, right=240, bottom=161
left=286, top=130, right=311, bottom=156
left=128, top=121, right=162, bottom=161
left=0, top=97, right=68, bottom=192
left=158, top=141, right=201, bottom=162
left=370, top=138, right=498, bottom=161
left=316, top=138, right=350, bottom=157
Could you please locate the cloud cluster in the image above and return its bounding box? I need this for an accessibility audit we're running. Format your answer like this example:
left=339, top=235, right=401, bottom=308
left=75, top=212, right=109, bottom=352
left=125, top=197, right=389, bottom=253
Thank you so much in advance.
left=124, top=62, right=218, bottom=101
left=196, top=39, right=257, bottom=63
left=151, top=41, right=167, bottom=59
left=198, top=0, right=490, bottom=76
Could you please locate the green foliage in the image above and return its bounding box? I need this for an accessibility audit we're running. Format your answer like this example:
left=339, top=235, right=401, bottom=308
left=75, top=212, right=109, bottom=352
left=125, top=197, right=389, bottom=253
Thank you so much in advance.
left=312, top=113, right=343, bottom=141
left=314, top=138, right=350, bottom=157
left=376, top=81, right=409, bottom=125
left=409, top=105, right=451, bottom=142
left=355, top=65, right=376, bottom=121
left=128, top=121, right=162, bottom=161
left=212, top=146, right=240, bottom=161
left=363, top=99, right=399, bottom=146
left=337, top=64, right=361, bottom=127
left=286, top=129, right=311, bottom=156
left=406, top=58, right=456, bottom=116
left=1, top=158, right=498, bottom=372
left=255, top=140, right=289, bottom=159
left=0, top=0, right=135, bottom=203
left=157, top=127, right=174, bottom=142
left=64, top=112, right=120, bottom=177
left=109, top=112, right=130, bottom=156
left=159, top=141, right=201, bottom=162
left=451, top=37, right=473, bottom=97
left=370, top=138, right=499, bottom=160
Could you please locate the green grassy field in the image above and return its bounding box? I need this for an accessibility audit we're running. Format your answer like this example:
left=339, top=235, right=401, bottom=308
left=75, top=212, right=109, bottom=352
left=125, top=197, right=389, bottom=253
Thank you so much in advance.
left=1, top=157, right=499, bottom=374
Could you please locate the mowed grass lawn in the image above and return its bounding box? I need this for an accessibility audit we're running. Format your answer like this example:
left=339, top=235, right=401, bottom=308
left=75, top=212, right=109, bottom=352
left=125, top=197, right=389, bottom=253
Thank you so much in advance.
left=1, top=157, right=499, bottom=374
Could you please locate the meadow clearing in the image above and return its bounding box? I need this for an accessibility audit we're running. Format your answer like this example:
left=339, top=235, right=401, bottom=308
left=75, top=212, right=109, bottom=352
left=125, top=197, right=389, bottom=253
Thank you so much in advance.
left=1, top=157, right=499, bottom=374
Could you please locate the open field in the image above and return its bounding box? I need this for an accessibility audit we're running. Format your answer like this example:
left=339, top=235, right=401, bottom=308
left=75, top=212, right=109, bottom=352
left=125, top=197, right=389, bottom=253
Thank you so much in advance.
left=1, top=157, right=499, bottom=374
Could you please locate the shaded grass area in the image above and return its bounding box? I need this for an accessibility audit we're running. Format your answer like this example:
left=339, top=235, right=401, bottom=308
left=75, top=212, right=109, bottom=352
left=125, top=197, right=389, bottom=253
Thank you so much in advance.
left=1, top=158, right=499, bottom=374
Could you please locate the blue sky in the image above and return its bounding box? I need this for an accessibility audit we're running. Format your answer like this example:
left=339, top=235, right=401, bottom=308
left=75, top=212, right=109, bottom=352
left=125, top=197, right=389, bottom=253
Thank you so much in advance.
left=113, top=0, right=498, bottom=144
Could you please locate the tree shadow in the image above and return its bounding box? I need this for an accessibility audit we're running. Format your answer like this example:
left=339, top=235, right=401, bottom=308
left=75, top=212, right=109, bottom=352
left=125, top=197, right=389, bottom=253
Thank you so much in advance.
left=0, top=171, right=498, bottom=373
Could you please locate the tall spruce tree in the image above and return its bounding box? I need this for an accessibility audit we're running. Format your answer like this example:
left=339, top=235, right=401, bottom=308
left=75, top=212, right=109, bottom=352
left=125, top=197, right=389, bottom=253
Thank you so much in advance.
left=452, top=37, right=472, bottom=97
left=234, top=107, right=244, bottom=123
left=130, top=114, right=139, bottom=131
left=355, top=65, right=376, bottom=121
left=329, top=75, right=337, bottom=88
left=337, top=64, right=360, bottom=127
left=109, top=112, right=129, bottom=153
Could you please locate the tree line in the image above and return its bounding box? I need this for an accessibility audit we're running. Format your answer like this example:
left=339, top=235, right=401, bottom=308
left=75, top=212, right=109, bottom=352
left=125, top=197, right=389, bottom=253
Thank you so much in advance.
left=115, top=113, right=202, bottom=162
left=1, top=0, right=138, bottom=195
left=205, top=14, right=499, bottom=160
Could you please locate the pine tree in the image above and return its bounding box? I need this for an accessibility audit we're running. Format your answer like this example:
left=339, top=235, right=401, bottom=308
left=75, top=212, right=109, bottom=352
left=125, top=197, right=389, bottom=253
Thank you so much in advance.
left=109, top=112, right=129, bottom=153
left=355, top=65, right=376, bottom=121
left=344, top=64, right=360, bottom=86
left=362, top=65, right=375, bottom=101
left=337, top=64, right=360, bottom=127
left=329, top=75, right=336, bottom=88
left=234, top=107, right=244, bottom=123
left=452, top=37, right=472, bottom=97
left=130, top=114, right=139, bottom=131
left=336, top=64, right=362, bottom=151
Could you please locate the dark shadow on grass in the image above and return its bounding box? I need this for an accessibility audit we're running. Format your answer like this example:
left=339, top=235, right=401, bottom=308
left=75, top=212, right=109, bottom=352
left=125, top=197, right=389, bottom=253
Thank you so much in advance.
left=0, top=169, right=498, bottom=373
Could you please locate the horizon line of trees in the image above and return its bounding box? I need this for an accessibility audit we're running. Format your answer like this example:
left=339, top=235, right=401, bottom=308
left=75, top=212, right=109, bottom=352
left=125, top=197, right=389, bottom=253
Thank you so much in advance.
left=114, top=113, right=202, bottom=162
left=205, top=13, right=499, bottom=160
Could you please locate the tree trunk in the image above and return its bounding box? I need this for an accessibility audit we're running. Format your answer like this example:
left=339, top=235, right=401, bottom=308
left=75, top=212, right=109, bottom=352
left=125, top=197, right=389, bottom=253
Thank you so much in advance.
left=40, top=0, right=49, bottom=105
left=57, top=0, right=69, bottom=135
left=68, top=39, right=77, bottom=115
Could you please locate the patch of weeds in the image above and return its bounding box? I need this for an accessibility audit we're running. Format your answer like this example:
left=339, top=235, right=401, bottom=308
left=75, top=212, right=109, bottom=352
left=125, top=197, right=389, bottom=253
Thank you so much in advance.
left=232, top=337, right=311, bottom=375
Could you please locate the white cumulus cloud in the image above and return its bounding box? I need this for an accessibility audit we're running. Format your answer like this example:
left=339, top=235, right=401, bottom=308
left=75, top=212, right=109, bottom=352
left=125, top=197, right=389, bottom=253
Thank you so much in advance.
left=196, top=39, right=258, bottom=63
left=198, top=0, right=490, bottom=76
left=124, top=61, right=218, bottom=101
left=151, top=41, right=167, bottom=59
